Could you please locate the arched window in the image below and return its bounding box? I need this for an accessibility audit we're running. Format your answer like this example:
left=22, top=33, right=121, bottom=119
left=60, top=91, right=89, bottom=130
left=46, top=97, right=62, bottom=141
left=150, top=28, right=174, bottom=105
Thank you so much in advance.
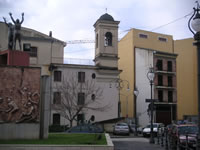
left=105, top=32, right=112, bottom=46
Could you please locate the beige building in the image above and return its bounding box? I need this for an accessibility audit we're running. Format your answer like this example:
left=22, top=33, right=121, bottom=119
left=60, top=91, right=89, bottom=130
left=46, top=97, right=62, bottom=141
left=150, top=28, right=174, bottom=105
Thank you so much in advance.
left=50, top=13, right=121, bottom=126
left=0, top=22, right=66, bottom=67
left=118, top=28, right=197, bottom=126
left=50, top=63, right=119, bottom=126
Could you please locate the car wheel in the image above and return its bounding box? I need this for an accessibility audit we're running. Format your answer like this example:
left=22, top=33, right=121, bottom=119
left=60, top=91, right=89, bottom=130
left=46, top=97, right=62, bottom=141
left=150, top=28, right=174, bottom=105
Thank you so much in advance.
left=143, top=133, right=146, bottom=137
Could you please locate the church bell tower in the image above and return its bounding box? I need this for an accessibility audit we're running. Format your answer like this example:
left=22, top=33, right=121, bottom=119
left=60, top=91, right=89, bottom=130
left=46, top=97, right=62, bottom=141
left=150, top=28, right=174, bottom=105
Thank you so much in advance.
left=93, top=13, right=120, bottom=69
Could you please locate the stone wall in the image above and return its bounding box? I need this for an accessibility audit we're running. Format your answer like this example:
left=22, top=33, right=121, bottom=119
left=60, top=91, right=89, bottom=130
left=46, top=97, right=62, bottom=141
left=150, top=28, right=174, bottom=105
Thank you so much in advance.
left=0, top=123, right=40, bottom=139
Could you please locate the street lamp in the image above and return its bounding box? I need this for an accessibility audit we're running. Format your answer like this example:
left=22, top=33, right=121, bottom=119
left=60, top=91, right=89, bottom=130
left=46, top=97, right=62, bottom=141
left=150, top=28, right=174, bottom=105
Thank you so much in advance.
left=188, top=1, right=200, bottom=149
left=134, top=87, right=139, bottom=136
left=147, top=67, right=155, bottom=144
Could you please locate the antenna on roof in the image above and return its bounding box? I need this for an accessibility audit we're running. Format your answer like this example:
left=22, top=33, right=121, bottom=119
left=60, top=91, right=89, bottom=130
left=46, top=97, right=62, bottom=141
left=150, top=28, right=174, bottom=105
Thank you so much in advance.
left=105, top=8, right=107, bottom=13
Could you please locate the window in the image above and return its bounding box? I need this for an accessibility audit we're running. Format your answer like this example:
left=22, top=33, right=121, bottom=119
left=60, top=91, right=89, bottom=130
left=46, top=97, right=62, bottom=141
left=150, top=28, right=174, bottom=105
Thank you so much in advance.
left=23, top=43, right=31, bottom=51
left=156, top=60, right=163, bottom=71
left=158, top=90, right=163, bottom=102
left=105, top=32, right=112, bottom=46
left=168, top=61, right=173, bottom=72
left=168, top=91, right=173, bottom=102
left=54, top=71, right=62, bottom=82
left=92, top=73, right=96, bottom=79
left=139, top=33, right=148, bottom=39
left=53, top=92, right=61, bottom=104
left=158, top=75, right=163, bottom=86
left=30, top=47, right=37, bottom=57
left=78, top=93, right=85, bottom=105
left=53, top=113, right=60, bottom=125
left=96, top=34, right=98, bottom=48
left=78, top=72, right=85, bottom=83
left=158, top=37, right=167, bottom=42
left=91, top=94, right=95, bottom=101
left=77, top=114, right=84, bottom=125
left=168, top=76, right=173, bottom=87
left=23, top=43, right=37, bottom=57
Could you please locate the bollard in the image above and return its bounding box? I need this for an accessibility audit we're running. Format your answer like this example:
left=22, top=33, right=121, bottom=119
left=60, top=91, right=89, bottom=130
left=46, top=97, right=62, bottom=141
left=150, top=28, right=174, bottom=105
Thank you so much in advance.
left=172, top=134, right=177, bottom=150
left=157, top=128, right=160, bottom=145
left=186, top=134, right=188, bottom=150
left=196, top=134, right=199, bottom=150
left=169, top=132, right=172, bottom=149
left=161, top=130, right=164, bottom=147
left=165, top=128, right=169, bottom=150
left=177, top=134, right=180, bottom=150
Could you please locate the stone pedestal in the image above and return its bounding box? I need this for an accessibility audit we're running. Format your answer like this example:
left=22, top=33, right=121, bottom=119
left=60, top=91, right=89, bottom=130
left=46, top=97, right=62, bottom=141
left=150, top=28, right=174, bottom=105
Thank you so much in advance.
left=0, top=49, right=29, bottom=66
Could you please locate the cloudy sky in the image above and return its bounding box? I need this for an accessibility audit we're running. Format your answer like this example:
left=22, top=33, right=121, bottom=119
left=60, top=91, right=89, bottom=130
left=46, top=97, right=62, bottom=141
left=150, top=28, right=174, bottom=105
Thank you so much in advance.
left=0, top=0, right=196, bottom=61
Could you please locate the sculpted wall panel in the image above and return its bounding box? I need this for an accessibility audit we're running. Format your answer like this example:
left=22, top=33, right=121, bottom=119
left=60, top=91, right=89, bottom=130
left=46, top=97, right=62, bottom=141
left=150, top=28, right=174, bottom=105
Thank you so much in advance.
left=0, top=67, right=40, bottom=123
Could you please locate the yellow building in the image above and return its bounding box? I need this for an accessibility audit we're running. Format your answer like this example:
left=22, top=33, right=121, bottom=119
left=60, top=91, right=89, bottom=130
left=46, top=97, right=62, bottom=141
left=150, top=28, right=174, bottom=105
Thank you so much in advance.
left=118, top=28, right=197, bottom=126
left=174, top=38, right=197, bottom=120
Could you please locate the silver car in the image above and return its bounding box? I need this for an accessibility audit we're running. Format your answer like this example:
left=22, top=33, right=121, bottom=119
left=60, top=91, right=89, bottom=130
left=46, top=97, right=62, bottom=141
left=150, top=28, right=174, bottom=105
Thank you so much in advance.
left=129, top=124, right=143, bottom=134
left=113, top=123, right=130, bottom=135
left=142, top=123, right=164, bottom=137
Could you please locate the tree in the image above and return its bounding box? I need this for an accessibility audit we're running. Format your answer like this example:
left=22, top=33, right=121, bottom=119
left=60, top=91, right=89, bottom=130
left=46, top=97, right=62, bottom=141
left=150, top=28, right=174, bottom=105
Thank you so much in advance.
left=52, top=75, right=110, bottom=127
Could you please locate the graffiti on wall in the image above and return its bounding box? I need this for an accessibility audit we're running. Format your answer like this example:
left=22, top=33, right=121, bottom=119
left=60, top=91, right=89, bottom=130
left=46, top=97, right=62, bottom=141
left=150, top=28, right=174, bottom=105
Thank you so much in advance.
left=0, top=67, right=40, bottom=123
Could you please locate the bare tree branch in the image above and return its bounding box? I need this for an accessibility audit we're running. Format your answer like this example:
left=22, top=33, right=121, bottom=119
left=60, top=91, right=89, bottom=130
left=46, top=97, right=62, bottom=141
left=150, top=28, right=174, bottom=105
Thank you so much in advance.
left=52, top=74, right=109, bottom=127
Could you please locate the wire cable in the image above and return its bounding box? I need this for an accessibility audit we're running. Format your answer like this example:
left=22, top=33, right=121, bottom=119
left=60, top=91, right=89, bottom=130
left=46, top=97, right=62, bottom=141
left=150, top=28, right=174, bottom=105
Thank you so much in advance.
left=150, top=11, right=193, bottom=31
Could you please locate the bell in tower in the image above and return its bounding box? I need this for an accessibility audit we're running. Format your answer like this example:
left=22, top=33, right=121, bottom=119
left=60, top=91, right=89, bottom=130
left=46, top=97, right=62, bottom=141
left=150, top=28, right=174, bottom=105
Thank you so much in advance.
left=93, top=13, right=120, bottom=69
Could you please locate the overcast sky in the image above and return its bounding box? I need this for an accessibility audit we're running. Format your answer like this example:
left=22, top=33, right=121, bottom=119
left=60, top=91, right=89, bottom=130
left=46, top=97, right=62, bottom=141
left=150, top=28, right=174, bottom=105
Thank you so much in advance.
left=0, top=0, right=196, bottom=60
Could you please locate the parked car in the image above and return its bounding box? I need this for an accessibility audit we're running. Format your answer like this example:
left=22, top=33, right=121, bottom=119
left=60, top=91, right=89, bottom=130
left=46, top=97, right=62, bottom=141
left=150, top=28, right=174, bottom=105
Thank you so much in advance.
left=66, top=124, right=103, bottom=133
left=128, top=124, right=143, bottom=134
left=171, top=124, right=198, bottom=149
left=142, top=123, right=164, bottom=137
left=166, top=124, right=173, bottom=133
left=113, top=123, right=130, bottom=135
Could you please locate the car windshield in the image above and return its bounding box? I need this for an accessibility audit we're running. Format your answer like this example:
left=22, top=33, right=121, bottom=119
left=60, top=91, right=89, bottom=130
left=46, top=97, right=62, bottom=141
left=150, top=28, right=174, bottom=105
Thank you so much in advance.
left=178, top=126, right=198, bottom=134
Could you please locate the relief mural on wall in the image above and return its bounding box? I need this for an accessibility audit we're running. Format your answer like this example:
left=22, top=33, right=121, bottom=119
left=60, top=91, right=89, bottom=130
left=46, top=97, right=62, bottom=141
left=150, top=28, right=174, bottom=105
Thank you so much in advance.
left=0, top=67, right=40, bottom=123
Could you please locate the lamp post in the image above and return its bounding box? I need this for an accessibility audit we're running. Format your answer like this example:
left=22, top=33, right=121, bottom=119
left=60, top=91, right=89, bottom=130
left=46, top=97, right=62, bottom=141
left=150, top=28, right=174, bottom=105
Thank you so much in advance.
left=134, top=87, right=139, bottom=136
left=188, top=2, right=200, bottom=149
left=147, top=67, right=155, bottom=144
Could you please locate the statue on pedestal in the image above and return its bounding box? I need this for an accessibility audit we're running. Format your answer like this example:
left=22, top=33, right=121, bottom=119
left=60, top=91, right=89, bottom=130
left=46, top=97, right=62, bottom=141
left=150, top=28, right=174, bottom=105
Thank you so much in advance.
left=3, top=17, right=14, bottom=50
left=9, top=12, right=24, bottom=50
